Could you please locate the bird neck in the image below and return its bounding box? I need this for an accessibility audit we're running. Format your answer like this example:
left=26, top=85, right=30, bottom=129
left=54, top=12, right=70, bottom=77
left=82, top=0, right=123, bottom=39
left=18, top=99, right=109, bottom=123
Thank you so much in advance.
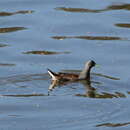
left=79, top=66, right=91, bottom=80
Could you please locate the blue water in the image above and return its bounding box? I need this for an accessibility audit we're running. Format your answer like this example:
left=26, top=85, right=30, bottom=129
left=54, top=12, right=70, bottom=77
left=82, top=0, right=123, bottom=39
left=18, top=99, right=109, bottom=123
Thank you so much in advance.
left=0, top=0, right=130, bottom=129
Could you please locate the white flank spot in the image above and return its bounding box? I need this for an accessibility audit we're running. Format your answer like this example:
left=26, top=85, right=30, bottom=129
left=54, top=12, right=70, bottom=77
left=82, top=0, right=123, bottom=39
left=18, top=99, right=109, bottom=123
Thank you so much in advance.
left=48, top=70, right=57, bottom=80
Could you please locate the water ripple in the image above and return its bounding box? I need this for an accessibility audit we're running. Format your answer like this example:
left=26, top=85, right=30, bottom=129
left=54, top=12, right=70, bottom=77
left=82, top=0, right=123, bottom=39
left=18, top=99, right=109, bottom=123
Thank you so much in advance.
left=115, top=23, right=130, bottom=28
left=0, top=63, right=15, bottom=67
left=1, top=93, right=47, bottom=97
left=96, top=122, right=130, bottom=127
left=52, top=35, right=124, bottom=41
left=0, top=27, right=26, bottom=33
left=55, top=3, right=130, bottom=13
left=0, top=43, right=8, bottom=47
left=0, top=10, right=34, bottom=17
left=23, top=50, right=70, bottom=55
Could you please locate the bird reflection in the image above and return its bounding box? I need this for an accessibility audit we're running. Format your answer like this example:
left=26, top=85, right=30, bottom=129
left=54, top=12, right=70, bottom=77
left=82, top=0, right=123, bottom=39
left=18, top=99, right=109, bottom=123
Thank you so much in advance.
left=76, top=80, right=97, bottom=98
left=48, top=79, right=96, bottom=97
left=76, top=81, right=126, bottom=98
left=48, top=78, right=126, bottom=98
left=48, top=79, right=73, bottom=95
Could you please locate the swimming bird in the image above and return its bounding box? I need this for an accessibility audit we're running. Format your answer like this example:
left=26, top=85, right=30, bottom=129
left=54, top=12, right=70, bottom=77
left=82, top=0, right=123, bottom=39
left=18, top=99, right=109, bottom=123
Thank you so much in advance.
left=47, top=60, right=96, bottom=82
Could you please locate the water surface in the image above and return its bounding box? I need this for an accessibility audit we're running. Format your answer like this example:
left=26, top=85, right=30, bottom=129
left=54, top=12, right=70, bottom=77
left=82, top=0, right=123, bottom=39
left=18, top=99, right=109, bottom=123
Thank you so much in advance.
left=0, top=0, right=130, bottom=130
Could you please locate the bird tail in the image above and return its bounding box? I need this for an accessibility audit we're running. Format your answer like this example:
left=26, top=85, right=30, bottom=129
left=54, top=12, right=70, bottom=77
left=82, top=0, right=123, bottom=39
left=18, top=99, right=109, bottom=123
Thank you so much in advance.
left=47, top=69, right=57, bottom=80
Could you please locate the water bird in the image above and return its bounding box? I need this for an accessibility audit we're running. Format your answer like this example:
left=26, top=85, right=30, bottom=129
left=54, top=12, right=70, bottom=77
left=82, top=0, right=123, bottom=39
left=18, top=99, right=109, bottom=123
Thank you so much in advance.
left=48, top=60, right=96, bottom=82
